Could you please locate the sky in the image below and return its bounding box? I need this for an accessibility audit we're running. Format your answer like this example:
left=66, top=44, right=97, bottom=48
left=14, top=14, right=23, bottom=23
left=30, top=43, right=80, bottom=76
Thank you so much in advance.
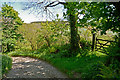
left=0, top=1, right=65, bottom=23
left=0, top=0, right=119, bottom=23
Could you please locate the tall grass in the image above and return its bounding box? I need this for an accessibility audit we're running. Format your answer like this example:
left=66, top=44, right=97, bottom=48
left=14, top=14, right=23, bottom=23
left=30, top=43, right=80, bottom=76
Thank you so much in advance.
left=1, top=55, right=12, bottom=78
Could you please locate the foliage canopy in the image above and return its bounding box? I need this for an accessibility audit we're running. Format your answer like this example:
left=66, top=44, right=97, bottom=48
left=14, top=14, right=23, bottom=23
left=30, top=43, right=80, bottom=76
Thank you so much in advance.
left=2, top=4, right=23, bottom=52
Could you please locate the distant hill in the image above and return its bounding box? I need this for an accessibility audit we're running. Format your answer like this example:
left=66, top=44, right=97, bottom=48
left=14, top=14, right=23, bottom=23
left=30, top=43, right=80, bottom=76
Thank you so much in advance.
left=30, top=21, right=68, bottom=24
left=30, top=21, right=52, bottom=24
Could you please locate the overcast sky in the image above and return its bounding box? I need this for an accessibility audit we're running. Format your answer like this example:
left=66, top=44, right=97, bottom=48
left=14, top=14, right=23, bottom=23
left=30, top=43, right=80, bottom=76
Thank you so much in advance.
left=0, top=1, right=65, bottom=23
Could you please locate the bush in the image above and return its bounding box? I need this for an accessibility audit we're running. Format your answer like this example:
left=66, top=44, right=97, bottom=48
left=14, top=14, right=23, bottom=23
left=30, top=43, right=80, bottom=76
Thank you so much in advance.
left=98, top=63, right=120, bottom=79
left=80, top=37, right=91, bottom=50
left=104, top=42, right=120, bottom=66
left=81, top=62, right=103, bottom=79
left=2, top=55, right=12, bottom=76
left=99, top=42, right=120, bottom=79
left=58, top=44, right=73, bottom=57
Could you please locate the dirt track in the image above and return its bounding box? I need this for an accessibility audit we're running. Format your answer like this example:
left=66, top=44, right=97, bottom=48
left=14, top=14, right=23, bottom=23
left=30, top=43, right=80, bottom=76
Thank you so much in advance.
left=5, top=57, right=68, bottom=78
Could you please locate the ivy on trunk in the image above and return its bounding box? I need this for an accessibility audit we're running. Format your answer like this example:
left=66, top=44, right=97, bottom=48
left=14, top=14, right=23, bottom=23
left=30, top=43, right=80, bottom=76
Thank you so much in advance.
left=69, top=13, right=79, bottom=52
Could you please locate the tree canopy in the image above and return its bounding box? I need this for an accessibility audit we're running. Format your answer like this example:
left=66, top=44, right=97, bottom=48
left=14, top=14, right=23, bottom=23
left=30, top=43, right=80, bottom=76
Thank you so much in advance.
left=70, top=2, right=119, bottom=34
left=1, top=4, right=23, bottom=52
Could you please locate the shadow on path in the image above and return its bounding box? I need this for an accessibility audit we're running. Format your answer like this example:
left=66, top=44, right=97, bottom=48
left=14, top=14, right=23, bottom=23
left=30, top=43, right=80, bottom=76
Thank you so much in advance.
left=5, top=57, right=68, bottom=78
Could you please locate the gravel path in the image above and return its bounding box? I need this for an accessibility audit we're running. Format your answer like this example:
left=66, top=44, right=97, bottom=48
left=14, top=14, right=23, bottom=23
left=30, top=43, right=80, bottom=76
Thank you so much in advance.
left=5, top=57, right=68, bottom=78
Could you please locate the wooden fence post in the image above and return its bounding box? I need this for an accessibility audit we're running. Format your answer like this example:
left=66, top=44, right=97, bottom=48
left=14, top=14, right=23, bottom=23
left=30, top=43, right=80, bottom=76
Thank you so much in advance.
left=92, top=33, right=96, bottom=51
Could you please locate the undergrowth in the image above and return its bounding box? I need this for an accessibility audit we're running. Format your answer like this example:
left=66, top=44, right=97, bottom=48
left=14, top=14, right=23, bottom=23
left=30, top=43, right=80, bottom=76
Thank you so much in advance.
left=1, top=55, right=12, bottom=78
left=7, top=42, right=120, bottom=79
left=8, top=47, right=107, bottom=79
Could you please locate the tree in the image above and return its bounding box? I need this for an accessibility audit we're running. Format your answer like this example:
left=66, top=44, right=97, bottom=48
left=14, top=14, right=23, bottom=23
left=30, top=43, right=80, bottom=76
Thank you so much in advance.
left=111, top=2, right=120, bottom=47
left=1, top=4, right=23, bottom=52
left=17, top=23, right=40, bottom=50
left=78, top=2, right=120, bottom=46
left=23, top=1, right=81, bottom=54
left=63, top=2, right=80, bottom=52
left=39, top=16, right=70, bottom=48
left=23, top=1, right=120, bottom=53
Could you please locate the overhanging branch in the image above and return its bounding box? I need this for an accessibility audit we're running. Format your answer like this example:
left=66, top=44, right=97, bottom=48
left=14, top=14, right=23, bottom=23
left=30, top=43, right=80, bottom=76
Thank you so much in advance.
left=44, top=1, right=66, bottom=8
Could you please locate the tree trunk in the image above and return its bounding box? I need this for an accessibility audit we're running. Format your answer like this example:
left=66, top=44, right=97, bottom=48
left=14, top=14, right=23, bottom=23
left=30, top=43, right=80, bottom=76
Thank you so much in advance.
left=7, top=43, right=10, bottom=52
left=29, top=40, right=35, bottom=50
left=69, top=13, right=79, bottom=53
left=44, top=36, right=50, bottom=47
